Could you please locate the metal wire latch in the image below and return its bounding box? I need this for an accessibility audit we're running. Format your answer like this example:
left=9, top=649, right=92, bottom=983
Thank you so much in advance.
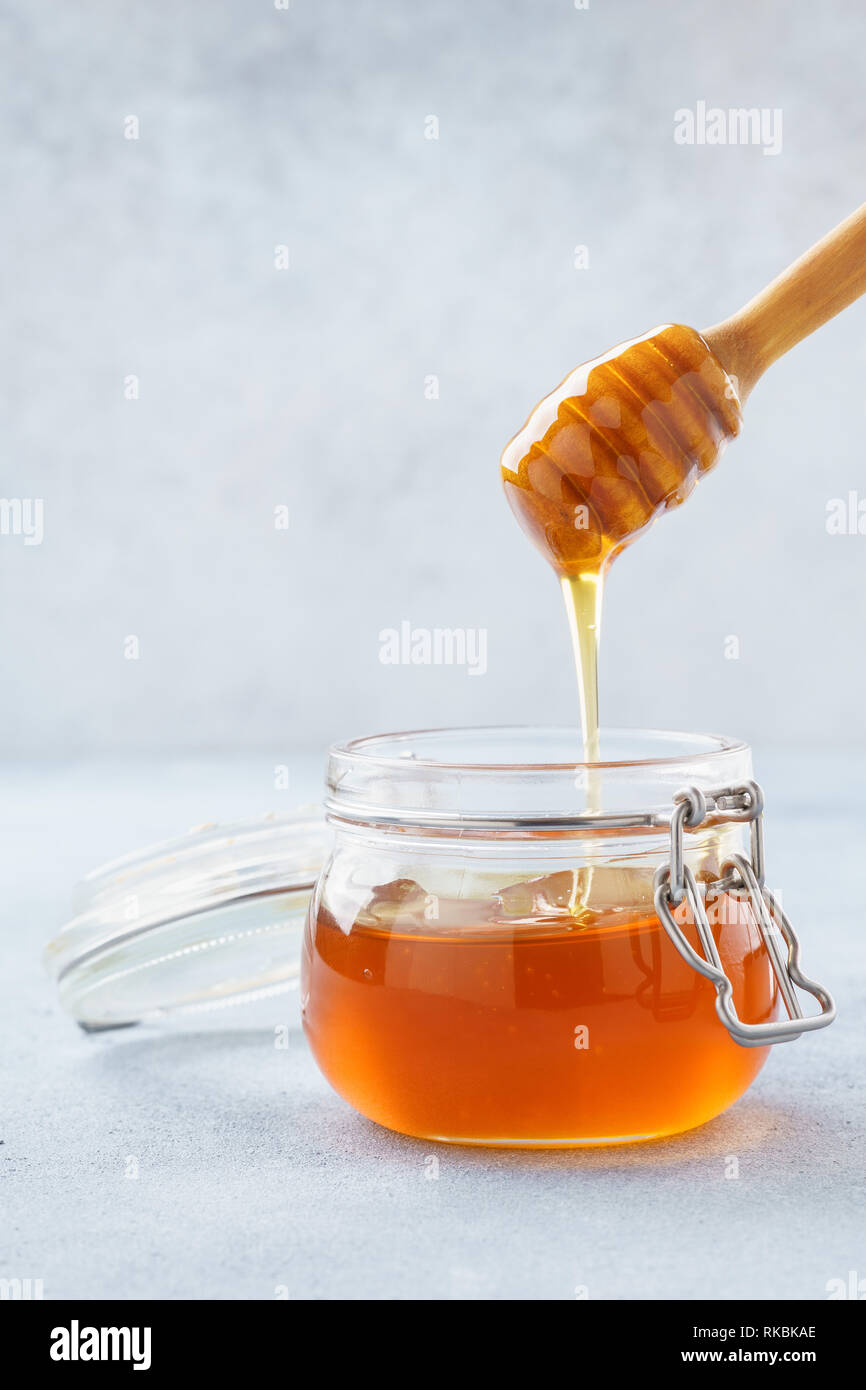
left=652, top=781, right=836, bottom=1048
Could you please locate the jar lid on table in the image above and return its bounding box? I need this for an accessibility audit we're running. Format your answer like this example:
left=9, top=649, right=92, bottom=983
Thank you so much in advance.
left=44, top=809, right=331, bottom=1030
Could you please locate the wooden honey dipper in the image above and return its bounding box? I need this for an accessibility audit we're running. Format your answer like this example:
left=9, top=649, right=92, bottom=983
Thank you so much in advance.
left=501, top=201, right=866, bottom=579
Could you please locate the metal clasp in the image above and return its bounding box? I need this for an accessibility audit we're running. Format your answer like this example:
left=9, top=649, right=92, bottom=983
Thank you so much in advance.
left=652, top=781, right=836, bottom=1048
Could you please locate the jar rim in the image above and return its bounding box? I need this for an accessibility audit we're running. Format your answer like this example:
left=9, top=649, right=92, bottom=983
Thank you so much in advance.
left=329, top=725, right=747, bottom=773
left=325, top=726, right=753, bottom=831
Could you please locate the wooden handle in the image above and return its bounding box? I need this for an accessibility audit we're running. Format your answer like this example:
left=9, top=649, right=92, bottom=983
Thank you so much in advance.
left=702, top=201, right=866, bottom=402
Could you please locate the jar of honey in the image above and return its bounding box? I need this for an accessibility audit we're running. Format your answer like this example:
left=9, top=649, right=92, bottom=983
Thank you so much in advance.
left=301, top=726, right=835, bottom=1148
left=44, top=725, right=834, bottom=1145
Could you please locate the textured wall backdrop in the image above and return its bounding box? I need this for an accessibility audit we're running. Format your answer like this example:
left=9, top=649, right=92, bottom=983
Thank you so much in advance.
left=4, top=0, right=866, bottom=757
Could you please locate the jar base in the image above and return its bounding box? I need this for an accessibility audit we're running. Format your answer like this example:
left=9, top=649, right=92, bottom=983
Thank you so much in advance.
left=373, top=1115, right=727, bottom=1149
left=425, top=1133, right=661, bottom=1149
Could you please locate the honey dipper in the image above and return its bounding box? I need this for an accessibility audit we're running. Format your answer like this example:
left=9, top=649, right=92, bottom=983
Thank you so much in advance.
left=501, top=201, right=866, bottom=578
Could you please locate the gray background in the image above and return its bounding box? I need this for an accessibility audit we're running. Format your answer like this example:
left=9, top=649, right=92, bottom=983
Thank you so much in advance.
left=3, top=0, right=866, bottom=759
left=3, top=0, right=866, bottom=1306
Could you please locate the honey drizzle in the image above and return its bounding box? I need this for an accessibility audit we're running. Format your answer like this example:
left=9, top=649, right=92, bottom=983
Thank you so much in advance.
left=561, top=569, right=603, bottom=767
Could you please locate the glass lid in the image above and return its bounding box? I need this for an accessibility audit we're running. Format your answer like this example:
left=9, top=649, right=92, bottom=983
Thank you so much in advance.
left=45, top=808, right=331, bottom=1030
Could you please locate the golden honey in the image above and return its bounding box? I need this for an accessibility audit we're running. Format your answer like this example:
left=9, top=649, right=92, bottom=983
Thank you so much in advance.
left=302, top=881, right=776, bottom=1146
left=300, top=328, right=766, bottom=1148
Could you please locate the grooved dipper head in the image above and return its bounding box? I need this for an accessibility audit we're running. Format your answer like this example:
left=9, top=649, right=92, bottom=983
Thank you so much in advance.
left=500, top=324, right=743, bottom=578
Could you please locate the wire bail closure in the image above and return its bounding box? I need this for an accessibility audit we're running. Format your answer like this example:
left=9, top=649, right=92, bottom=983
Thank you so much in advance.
left=652, top=781, right=836, bottom=1048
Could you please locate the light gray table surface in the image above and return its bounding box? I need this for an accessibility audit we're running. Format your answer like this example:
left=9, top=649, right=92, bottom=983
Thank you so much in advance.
left=2, top=750, right=863, bottom=1301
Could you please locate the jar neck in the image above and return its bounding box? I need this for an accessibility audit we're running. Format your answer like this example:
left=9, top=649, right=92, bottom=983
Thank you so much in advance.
left=326, top=812, right=750, bottom=874
left=325, top=727, right=754, bottom=830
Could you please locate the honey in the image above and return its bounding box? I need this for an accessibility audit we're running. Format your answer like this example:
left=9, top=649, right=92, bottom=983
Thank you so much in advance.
left=561, top=571, right=603, bottom=764
left=301, top=881, right=777, bottom=1146
left=299, top=328, right=790, bottom=1148
left=501, top=324, right=742, bottom=758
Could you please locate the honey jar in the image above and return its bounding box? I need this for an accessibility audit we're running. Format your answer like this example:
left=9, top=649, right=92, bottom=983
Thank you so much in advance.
left=301, top=726, right=834, bottom=1147
left=45, top=726, right=834, bottom=1148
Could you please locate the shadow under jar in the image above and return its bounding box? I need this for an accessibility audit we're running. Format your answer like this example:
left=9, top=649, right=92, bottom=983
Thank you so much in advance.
left=301, top=728, right=833, bottom=1148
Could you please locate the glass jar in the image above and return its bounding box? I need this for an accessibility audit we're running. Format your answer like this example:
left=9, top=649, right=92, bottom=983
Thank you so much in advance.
left=301, top=727, right=834, bottom=1148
